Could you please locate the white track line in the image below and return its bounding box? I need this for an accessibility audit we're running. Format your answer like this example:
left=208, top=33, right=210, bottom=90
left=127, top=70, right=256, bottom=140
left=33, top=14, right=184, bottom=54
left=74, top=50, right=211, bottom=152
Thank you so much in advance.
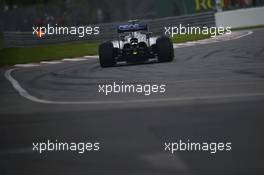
left=62, top=58, right=88, bottom=61
left=14, top=63, right=40, bottom=67
left=173, top=31, right=253, bottom=48
left=5, top=30, right=261, bottom=105
left=12, top=32, right=252, bottom=67
left=84, top=55, right=99, bottom=58
left=40, top=61, right=62, bottom=64
left=5, top=68, right=264, bottom=105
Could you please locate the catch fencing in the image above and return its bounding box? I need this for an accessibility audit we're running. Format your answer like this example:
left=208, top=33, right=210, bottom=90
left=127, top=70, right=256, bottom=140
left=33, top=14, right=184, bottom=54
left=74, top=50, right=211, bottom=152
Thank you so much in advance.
left=3, top=11, right=215, bottom=48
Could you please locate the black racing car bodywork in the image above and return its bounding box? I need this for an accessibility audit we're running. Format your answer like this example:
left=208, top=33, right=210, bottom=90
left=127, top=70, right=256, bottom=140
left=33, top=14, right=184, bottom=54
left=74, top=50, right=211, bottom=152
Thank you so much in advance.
left=99, top=20, right=174, bottom=67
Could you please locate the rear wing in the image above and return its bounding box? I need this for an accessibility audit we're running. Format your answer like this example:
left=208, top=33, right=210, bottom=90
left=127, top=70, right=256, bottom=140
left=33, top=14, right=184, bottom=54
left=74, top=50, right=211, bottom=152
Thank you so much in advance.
left=117, top=23, right=148, bottom=33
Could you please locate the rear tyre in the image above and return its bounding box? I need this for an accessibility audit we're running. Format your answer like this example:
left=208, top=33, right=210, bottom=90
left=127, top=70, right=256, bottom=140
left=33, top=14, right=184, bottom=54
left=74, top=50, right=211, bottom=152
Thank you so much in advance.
left=99, top=42, right=116, bottom=67
left=156, top=36, right=174, bottom=62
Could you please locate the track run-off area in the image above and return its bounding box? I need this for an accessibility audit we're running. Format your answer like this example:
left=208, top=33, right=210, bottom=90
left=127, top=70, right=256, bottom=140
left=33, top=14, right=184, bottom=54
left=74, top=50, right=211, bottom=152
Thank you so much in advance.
left=0, top=29, right=264, bottom=175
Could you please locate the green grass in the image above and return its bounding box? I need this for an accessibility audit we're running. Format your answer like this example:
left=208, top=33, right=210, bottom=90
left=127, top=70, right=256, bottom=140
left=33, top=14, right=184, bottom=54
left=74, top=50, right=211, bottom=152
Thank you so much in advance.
left=1, top=24, right=263, bottom=67
left=171, top=33, right=212, bottom=43
left=0, top=41, right=99, bottom=67
left=0, top=33, right=213, bottom=67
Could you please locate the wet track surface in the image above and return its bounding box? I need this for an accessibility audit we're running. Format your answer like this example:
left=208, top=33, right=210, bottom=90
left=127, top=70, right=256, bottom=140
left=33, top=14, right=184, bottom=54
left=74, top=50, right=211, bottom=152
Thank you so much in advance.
left=0, top=29, right=264, bottom=175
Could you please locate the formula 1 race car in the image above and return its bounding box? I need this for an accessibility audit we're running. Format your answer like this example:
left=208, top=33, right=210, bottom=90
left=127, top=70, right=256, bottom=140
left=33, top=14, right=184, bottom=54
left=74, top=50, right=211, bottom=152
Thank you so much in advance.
left=99, top=20, right=174, bottom=67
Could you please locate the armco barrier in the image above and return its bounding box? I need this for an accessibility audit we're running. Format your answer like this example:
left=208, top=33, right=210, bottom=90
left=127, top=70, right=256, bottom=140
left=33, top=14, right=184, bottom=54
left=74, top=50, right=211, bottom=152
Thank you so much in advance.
left=3, top=11, right=215, bottom=48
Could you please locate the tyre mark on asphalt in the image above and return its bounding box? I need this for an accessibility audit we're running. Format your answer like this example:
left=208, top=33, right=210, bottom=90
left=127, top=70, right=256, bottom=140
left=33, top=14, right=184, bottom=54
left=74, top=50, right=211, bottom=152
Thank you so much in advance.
left=202, top=49, right=223, bottom=59
left=5, top=30, right=264, bottom=105
left=5, top=68, right=264, bottom=104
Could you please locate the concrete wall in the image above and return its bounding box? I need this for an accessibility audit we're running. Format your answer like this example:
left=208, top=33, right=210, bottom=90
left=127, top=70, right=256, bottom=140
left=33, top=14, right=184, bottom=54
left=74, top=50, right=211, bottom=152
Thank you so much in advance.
left=215, top=7, right=264, bottom=28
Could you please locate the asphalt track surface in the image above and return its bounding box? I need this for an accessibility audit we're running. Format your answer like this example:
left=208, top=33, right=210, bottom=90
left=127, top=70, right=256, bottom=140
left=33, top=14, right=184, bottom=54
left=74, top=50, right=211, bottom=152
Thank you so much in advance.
left=1, top=29, right=264, bottom=175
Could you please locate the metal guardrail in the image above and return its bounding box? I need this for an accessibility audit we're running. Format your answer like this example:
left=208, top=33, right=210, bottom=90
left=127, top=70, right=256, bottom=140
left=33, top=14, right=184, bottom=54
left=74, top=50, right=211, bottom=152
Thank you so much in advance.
left=3, top=11, right=215, bottom=48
